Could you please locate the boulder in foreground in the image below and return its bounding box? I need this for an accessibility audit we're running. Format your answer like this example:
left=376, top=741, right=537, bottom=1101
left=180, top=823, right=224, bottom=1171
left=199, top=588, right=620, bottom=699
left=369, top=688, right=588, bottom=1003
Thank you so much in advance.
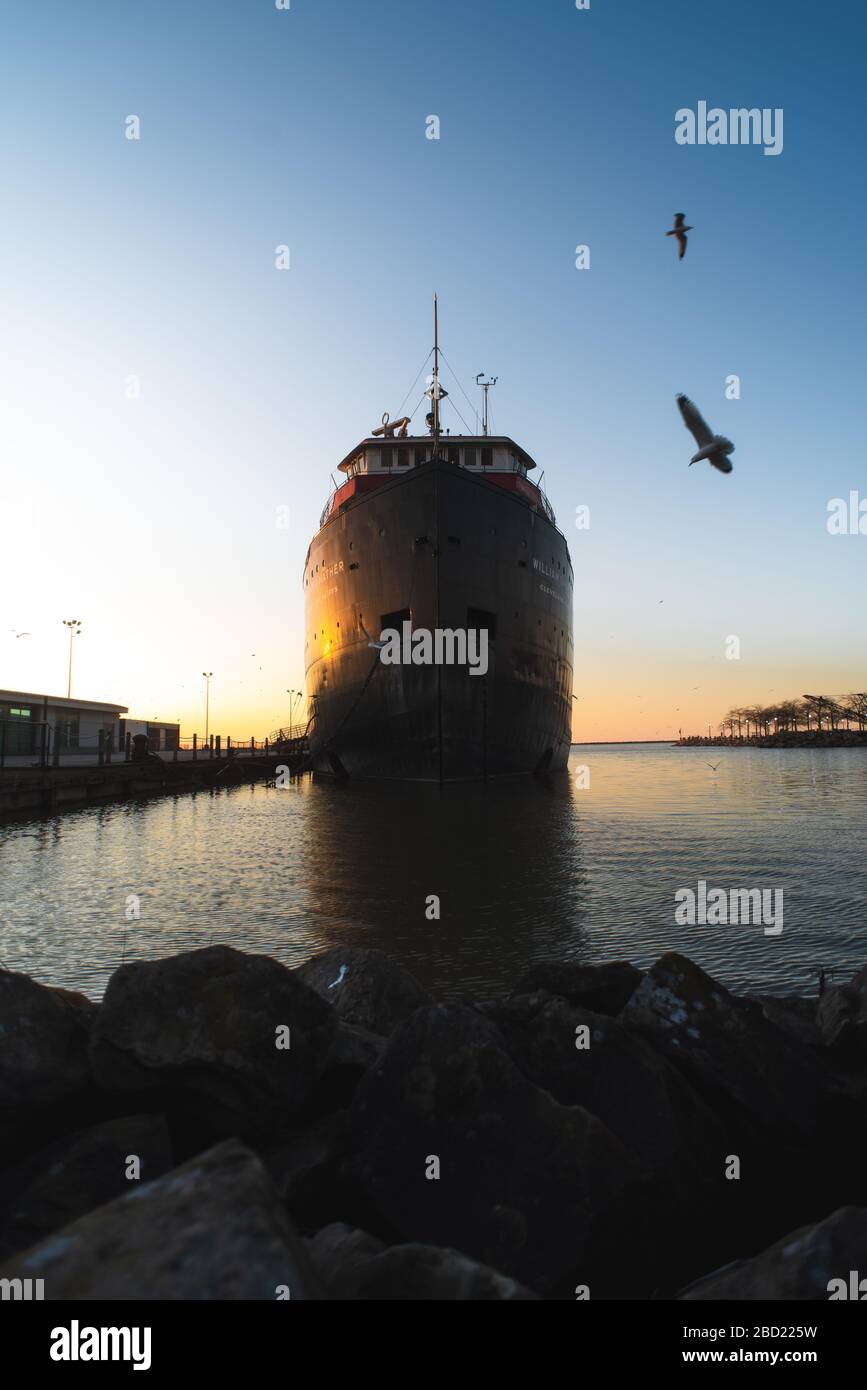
left=621, top=951, right=820, bottom=1145
left=489, top=990, right=729, bottom=1202
left=350, top=1003, right=651, bottom=1296
left=510, top=960, right=642, bottom=1016
left=816, top=964, right=867, bottom=1058
left=679, top=1205, right=867, bottom=1300
left=296, top=946, right=430, bottom=1035
left=0, top=1113, right=172, bottom=1257
left=0, top=1139, right=321, bottom=1299
left=0, top=969, right=96, bottom=1154
left=89, top=946, right=336, bottom=1136
left=309, top=1221, right=538, bottom=1299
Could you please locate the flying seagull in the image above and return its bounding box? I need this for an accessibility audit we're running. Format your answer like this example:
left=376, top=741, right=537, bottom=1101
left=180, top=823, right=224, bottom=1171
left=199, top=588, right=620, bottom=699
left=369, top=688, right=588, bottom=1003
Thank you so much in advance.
left=677, top=394, right=734, bottom=474
left=666, top=212, right=693, bottom=259
left=706, top=762, right=721, bottom=772
left=10, top=628, right=30, bottom=638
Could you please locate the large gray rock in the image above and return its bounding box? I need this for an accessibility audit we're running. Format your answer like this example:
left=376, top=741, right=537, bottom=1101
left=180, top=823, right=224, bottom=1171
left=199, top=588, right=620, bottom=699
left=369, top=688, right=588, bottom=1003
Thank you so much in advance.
left=0, top=1139, right=322, bottom=1299
left=0, top=1114, right=172, bottom=1257
left=679, top=1206, right=867, bottom=1300
left=817, top=964, right=867, bottom=1057
left=510, top=960, right=642, bottom=1016
left=89, top=946, right=336, bottom=1137
left=309, top=1222, right=538, bottom=1300
left=349, top=1004, right=651, bottom=1296
left=308, top=1021, right=389, bottom=1114
left=0, top=970, right=95, bottom=1111
left=489, top=990, right=729, bottom=1202
left=0, top=970, right=97, bottom=1159
left=261, top=1110, right=350, bottom=1227
left=621, top=953, right=821, bottom=1146
left=327, top=1020, right=387, bottom=1073
left=296, top=947, right=430, bottom=1035
left=748, top=994, right=822, bottom=1050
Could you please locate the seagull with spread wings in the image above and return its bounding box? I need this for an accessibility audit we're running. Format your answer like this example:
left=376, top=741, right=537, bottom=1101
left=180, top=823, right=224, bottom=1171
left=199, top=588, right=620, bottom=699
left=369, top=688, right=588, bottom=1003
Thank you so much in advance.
left=677, top=394, right=735, bottom=474
left=666, top=212, right=693, bottom=259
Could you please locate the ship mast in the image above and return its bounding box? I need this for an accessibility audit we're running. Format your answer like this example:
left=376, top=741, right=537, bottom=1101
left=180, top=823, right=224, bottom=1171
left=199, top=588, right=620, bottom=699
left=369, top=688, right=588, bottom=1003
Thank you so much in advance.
left=425, top=294, right=448, bottom=454
left=432, top=292, right=440, bottom=455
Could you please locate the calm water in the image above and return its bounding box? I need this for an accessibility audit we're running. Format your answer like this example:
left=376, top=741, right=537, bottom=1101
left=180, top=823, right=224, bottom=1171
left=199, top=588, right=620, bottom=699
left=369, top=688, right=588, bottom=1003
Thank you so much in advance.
left=1, top=744, right=866, bottom=1002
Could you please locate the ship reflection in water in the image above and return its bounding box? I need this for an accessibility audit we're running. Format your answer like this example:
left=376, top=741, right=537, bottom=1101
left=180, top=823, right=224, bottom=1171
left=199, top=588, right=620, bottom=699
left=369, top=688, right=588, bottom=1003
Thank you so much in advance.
left=1, top=744, right=866, bottom=1002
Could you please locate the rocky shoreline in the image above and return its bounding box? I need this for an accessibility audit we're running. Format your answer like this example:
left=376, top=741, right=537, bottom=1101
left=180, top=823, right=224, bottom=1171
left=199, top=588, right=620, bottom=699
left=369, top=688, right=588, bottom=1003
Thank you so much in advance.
left=2, top=944, right=867, bottom=1300
left=676, top=731, right=867, bottom=748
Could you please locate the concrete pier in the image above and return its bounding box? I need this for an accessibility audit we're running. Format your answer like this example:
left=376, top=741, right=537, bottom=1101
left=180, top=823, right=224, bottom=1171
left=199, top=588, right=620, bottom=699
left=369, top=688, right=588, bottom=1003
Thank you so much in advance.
left=0, top=751, right=306, bottom=821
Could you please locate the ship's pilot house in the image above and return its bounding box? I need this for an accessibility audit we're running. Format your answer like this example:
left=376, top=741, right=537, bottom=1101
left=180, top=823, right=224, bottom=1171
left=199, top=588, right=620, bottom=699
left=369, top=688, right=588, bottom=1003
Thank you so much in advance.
left=321, top=430, right=556, bottom=528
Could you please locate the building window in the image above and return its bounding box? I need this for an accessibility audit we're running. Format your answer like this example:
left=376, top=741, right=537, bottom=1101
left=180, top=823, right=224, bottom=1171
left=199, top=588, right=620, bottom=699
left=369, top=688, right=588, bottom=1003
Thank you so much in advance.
left=380, top=446, right=392, bottom=470
left=446, top=446, right=460, bottom=467
left=397, top=446, right=409, bottom=468
left=0, top=705, right=36, bottom=754
left=464, top=447, right=477, bottom=468
left=414, top=447, right=427, bottom=467
left=481, top=446, right=493, bottom=468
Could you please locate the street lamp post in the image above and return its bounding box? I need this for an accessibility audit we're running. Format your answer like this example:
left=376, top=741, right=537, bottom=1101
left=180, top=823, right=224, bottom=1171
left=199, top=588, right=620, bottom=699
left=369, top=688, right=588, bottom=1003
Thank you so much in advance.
left=62, top=619, right=82, bottom=698
left=203, top=672, right=213, bottom=743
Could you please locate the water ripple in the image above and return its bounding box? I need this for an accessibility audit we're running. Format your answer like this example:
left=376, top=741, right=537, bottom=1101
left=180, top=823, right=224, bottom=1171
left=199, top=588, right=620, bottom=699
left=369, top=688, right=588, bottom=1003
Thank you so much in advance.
left=1, top=745, right=866, bottom=1001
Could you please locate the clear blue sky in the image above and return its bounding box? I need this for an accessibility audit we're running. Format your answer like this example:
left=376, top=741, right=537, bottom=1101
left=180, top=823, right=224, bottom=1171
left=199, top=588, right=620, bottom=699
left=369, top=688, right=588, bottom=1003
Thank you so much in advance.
left=1, top=0, right=864, bottom=738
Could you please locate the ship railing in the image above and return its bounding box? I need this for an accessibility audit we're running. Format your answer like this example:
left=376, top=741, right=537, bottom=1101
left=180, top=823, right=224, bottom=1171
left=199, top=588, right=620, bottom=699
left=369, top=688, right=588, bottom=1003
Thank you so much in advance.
left=319, top=487, right=337, bottom=528
left=536, top=486, right=556, bottom=525
left=266, top=723, right=309, bottom=746
left=501, top=455, right=557, bottom=524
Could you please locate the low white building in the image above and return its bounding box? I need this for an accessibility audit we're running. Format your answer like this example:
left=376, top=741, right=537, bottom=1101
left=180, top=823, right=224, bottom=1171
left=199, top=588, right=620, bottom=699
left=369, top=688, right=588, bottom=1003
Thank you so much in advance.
left=0, top=689, right=126, bottom=760
left=0, top=690, right=180, bottom=765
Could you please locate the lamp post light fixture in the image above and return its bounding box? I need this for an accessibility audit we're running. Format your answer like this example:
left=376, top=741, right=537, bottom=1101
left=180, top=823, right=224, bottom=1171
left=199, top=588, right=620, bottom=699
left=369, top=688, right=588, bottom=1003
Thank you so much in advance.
left=62, top=619, right=82, bottom=698
left=202, top=672, right=213, bottom=743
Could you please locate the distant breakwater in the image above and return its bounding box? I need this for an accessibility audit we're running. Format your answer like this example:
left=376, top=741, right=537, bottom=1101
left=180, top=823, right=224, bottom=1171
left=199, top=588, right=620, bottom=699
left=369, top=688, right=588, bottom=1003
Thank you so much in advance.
left=2, top=944, right=867, bottom=1300
left=678, top=730, right=867, bottom=749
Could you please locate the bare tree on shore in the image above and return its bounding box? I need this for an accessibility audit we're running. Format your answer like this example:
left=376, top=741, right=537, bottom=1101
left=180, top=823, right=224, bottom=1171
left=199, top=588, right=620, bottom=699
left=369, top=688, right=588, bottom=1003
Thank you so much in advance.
left=715, top=692, right=866, bottom=742
left=844, top=692, right=867, bottom=731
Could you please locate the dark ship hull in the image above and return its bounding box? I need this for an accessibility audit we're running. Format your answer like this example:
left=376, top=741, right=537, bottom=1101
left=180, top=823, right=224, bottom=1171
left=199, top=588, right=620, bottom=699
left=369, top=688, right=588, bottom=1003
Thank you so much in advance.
left=304, top=457, right=573, bottom=782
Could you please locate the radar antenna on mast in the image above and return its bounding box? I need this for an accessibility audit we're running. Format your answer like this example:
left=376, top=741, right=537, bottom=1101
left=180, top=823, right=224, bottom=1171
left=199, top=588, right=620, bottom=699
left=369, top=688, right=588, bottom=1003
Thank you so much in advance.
left=475, top=373, right=498, bottom=436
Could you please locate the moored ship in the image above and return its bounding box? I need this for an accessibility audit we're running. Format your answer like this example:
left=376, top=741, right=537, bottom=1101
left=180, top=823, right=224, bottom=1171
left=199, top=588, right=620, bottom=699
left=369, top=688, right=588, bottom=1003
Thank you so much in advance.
left=303, top=303, right=574, bottom=782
